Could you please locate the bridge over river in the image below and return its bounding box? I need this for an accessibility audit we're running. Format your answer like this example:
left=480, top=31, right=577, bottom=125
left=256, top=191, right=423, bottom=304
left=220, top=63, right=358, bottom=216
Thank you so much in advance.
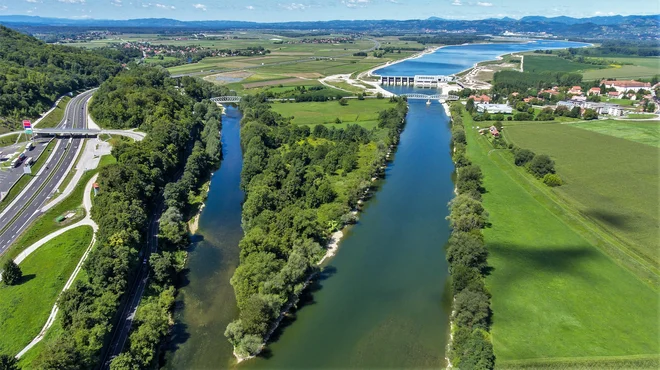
left=210, top=93, right=458, bottom=104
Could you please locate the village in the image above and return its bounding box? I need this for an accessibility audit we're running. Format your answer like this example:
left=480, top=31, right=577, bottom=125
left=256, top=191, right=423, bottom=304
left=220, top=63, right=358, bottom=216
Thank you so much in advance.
left=463, top=79, right=658, bottom=124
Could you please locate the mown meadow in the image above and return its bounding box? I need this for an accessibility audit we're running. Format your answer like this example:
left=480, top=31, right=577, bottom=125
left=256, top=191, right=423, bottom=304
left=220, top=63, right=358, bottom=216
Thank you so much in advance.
left=462, top=113, right=659, bottom=368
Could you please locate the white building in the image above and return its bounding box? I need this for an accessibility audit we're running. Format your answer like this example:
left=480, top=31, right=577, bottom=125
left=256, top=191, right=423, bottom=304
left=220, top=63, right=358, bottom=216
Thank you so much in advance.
left=414, top=75, right=453, bottom=88
left=601, top=80, right=652, bottom=93
left=476, top=103, right=513, bottom=114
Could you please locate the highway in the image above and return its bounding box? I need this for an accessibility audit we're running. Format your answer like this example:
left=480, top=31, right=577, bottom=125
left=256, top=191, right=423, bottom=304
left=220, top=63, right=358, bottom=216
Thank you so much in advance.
left=101, top=201, right=163, bottom=368
left=0, top=89, right=95, bottom=255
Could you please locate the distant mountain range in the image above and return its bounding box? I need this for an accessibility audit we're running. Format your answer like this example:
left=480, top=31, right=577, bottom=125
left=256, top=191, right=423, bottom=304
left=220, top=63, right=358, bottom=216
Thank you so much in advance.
left=0, top=14, right=658, bottom=40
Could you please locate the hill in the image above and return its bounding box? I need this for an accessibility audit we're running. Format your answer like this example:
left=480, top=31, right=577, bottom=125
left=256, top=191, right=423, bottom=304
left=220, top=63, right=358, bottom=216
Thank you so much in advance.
left=0, top=25, right=120, bottom=128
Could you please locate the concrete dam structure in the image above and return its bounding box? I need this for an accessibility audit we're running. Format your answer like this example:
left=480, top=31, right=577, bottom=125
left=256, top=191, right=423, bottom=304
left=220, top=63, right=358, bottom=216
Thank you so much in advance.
left=379, top=75, right=454, bottom=88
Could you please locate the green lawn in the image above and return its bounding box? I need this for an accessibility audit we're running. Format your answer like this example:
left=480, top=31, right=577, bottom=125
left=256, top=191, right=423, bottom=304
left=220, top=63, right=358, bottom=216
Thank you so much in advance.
left=0, top=226, right=93, bottom=356
left=505, top=122, right=660, bottom=270
left=583, top=62, right=660, bottom=80
left=0, top=133, right=25, bottom=147
left=626, top=114, right=657, bottom=120
left=568, top=120, right=660, bottom=148
left=36, top=96, right=71, bottom=128
left=462, top=113, right=659, bottom=366
left=271, top=99, right=392, bottom=127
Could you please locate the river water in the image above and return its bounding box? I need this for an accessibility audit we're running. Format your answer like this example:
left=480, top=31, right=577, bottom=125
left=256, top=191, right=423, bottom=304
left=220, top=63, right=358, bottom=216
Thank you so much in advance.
left=165, top=40, right=586, bottom=369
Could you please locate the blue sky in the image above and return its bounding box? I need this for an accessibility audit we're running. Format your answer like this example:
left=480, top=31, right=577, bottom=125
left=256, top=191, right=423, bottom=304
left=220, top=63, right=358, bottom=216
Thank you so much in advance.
left=0, top=0, right=658, bottom=22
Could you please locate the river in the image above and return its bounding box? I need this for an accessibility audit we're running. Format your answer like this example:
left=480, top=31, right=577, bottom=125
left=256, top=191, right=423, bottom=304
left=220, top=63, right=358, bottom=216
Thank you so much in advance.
left=165, top=40, right=586, bottom=369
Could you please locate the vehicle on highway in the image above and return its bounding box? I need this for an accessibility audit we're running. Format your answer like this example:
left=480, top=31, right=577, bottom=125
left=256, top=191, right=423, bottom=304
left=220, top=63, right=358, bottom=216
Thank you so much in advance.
left=25, top=142, right=34, bottom=151
left=24, top=157, right=34, bottom=166
left=12, top=153, right=26, bottom=168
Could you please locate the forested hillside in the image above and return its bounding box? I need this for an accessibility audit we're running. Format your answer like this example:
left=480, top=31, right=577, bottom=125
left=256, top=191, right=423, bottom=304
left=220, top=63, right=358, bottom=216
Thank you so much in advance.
left=0, top=25, right=120, bottom=125
left=31, top=66, right=223, bottom=369
left=90, top=70, right=224, bottom=130
left=225, top=96, right=408, bottom=357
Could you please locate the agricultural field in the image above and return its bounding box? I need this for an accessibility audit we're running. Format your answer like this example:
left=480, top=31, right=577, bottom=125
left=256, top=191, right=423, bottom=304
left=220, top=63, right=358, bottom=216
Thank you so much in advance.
left=568, top=119, right=660, bottom=148
left=270, top=99, right=391, bottom=129
left=503, top=122, right=659, bottom=272
left=0, top=226, right=93, bottom=356
left=463, top=113, right=660, bottom=367
left=523, top=54, right=602, bottom=74
left=582, top=56, right=660, bottom=80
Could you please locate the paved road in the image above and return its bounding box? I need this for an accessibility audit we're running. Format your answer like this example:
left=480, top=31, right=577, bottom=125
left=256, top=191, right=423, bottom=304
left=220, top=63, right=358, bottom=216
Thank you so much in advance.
left=0, top=89, right=94, bottom=255
left=101, top=201, right=163, bottom=368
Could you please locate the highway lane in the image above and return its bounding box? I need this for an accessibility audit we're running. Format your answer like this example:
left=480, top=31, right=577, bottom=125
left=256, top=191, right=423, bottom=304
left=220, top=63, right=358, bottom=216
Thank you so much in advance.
left=101, top=201, right=163, bottom=369
left=0, top=90, right=94, bottom=254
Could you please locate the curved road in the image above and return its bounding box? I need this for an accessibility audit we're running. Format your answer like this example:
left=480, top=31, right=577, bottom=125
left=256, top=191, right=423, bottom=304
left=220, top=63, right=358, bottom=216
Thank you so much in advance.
left=0, top=89, right=94, bottom=254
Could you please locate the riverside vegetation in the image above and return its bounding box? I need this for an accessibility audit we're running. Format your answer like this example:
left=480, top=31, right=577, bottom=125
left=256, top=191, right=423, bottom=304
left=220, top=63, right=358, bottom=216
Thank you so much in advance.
left=17, top=66, right=226, bottom=369
left=224, top=96, right=408, bottom=358
left=447, top=103, right=495, bottom=369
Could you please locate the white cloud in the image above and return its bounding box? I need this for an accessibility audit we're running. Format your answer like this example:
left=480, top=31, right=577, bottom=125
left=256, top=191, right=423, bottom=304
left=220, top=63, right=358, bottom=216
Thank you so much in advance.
left=594, top=11, right=615, bottom=16
left=342, top=0, right=370, bottom=8
left=451, top=0, right=462, bottom=5
left=58, top=0, right=85, bottom=3
left=477, top=2, right=493, bottom=6
left=0, top=5, right=7, bottom=11
left=111, top=0, right=122, bottom=7
left=154, top=3, right=175, bottom=9
left=246, top=5, right=255, bottom=10
left=192, top=3, right=206, bottom=11
left=25, top=0, right=39, bottom=3
left=279, top=3, right=309, bottom=10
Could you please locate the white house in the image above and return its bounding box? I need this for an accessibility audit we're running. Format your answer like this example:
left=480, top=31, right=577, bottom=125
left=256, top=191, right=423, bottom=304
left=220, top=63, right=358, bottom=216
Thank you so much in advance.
left=477, top=103, right=513, bottom=114
left=601, top=80, right=652, bottom=93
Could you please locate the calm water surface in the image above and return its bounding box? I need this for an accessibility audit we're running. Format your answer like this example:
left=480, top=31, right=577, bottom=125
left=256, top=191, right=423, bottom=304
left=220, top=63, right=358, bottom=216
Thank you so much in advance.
left=165, top=40, right=586, bottom=369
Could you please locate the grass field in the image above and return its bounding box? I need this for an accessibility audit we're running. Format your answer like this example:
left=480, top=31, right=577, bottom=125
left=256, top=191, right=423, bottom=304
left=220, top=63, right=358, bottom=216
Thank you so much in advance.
left=626, top=114, right=657, bottom=119
left=568, top=120, right=660, bottom=148
left=462, top=113, right=660, bottom=365
left=0, top=226, right=93, bottom=356
left=0, top=133, right=25, bottom=147
left=270, top=99, right=392, bottom=128
left=582, top=56, right=660, bottom=80
left=504, top=122, right=660, bottom=270
left=36, top=96, right=71, bottom=128
left=524, top=55, right=603, bottom=73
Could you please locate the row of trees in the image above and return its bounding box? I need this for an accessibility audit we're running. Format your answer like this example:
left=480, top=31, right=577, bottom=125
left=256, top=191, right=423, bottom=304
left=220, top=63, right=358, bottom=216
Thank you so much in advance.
left=0, top=25, right=122, bottom=125
left=30, top=66, right=222, bottom=369
left=448, top=103, right=495, bottom=369
left=225, top=96, right=408, bottom=357
left=512, top=147, right=561, bottom=187
left=492, top=70, right=583, bottom=96
left=111, top=100, right=224, bottom=369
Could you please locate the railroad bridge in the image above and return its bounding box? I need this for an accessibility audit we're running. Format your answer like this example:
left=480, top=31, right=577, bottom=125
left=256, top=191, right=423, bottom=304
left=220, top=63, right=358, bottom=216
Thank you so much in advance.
left=210, top=96, right=241, bottom=104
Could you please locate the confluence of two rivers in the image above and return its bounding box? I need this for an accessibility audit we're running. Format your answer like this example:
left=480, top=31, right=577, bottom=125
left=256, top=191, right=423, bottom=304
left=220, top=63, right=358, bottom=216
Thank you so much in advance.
left=164, top=40, right=587, bottom=369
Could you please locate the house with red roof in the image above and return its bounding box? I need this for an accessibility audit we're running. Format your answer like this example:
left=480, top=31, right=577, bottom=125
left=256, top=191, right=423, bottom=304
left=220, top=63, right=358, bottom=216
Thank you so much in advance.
left=469, top=94, right=491, bottom=104
left=601, top=80, right=651, bottom=93
left=588, top=87, right=601, bottom=96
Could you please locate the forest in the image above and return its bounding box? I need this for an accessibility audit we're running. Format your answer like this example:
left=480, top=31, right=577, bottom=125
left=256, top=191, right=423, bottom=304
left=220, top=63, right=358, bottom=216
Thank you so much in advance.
left=26, top=66, right=224, bottom=369
left=0, top=26, right=122, bottom=125
left=491, top=70, right=583, bottom=96
left=224, top=96, right=408, bottom=357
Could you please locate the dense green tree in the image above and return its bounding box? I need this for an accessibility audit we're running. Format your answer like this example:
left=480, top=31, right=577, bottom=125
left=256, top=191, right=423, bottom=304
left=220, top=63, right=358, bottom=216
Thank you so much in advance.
left=1, top=260, right=21, bottom=285
left=513, top=148, right=535, bottom=166
left=453, top=288, right=491, bottom=329
left=0, top=354, right=17, bottom=370
left=447, top=231, right=489, bottom=273
left=527, top=154, right=555, bottom=178
left=448, top=195, right=489, bottom=232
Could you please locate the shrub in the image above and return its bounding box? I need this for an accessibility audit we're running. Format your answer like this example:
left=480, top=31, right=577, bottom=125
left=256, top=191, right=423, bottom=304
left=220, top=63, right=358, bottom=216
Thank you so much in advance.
left=527, top=154, right=555, bottom=178
left=339, top=98, right=348, bottom=106
left=513, top=148, right=534, bottom=166
left=543, top=173, right=563, bottom=187
left=1, top=260, right=22, bottom=285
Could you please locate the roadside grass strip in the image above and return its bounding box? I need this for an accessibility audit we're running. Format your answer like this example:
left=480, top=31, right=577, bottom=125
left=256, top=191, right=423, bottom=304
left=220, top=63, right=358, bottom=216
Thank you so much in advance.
left=0, top=226, right=93, bottom=356
left=463, top=113, right=659, bottom=363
